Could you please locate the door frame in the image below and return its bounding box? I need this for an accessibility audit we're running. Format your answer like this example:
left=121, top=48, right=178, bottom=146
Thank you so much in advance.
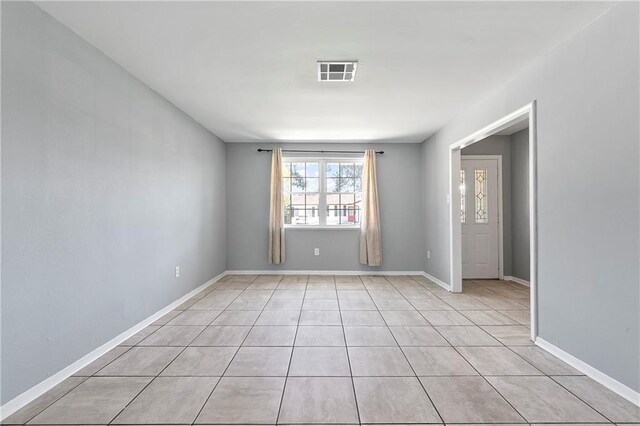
left=448, top=101, right=538, bottom=341
left=460, top=155, right=504, bottom=280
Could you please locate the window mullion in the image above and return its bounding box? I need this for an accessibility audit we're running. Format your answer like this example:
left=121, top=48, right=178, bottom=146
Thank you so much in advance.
left=319, top=160, right=327, bottom=226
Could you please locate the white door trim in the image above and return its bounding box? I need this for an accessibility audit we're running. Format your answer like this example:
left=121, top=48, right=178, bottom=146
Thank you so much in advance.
left=448, top=101, right=538, bottom=342
left=461, top=155, right=504, bottom=280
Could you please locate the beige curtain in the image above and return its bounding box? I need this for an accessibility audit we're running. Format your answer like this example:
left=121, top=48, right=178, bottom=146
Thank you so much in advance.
left=268, top=148, right=285, bottom=264
left=359, top=149, right=382, bottom=266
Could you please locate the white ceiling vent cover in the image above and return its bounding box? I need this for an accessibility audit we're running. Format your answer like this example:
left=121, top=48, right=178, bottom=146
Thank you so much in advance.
left=317, top=61, right=358, bottom=82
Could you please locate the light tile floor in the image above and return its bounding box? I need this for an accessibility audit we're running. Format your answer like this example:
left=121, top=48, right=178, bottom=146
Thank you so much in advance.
left=4, top=275, right=639, bottom=425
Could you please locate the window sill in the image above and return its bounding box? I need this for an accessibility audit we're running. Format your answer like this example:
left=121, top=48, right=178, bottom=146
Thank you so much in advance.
left=284, top=226, right=360, bottom=231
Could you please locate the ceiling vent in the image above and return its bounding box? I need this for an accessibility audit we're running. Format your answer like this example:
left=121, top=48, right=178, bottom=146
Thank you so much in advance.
left=317, top=61, right=358, bottom=82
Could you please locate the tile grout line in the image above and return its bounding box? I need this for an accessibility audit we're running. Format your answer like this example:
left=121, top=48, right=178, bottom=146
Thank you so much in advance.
left=94, top=280, right=225, bottom=425
left=104, top=278, right=242, bottom=426
left=444, top=279, right=614, bottom=425
left=415, top=277, right=534, bottom=425
left=8, top=375, right=90, bottom=425
left=548, top=375, right=619, bottom=424
left=337, top=275, right=364, bottom=426
left=383, top=276, right=446, bottom=425
left=456, top=280, right=581, bottom=402
left=19, top=280, right=228, bottom=426
left=447, top=343, right=531, bottom=424
left=274, top=275, right=309, bottom=426
left=190, top=273, right=283, bottom=426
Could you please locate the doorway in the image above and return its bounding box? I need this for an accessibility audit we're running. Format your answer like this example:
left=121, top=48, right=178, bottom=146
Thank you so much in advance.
left=448, top=102, right=537, bottom=340
left=460, top=156, right=501, bottom=279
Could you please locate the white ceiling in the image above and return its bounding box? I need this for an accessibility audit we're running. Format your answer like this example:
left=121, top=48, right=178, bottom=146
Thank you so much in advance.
left=37, top=1, right=613, bottom=143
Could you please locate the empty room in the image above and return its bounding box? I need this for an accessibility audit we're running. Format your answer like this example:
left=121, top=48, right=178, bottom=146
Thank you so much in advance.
left=1, top=0, right=639, bottom=424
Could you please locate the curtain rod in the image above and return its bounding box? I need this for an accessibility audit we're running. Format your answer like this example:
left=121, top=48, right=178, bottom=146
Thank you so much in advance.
left=257, top=149, right=384, bottom=155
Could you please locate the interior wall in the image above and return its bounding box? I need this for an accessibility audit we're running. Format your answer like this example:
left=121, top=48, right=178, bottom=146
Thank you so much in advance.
left=461, top=135, right=513, bottom=277
left=226, top=142, right=425, bottom=272
left=421, top=3, right=639, bottom=392
left=1, top=2, right=227, bottom=404
left=509, top=129, right=530, bottom=281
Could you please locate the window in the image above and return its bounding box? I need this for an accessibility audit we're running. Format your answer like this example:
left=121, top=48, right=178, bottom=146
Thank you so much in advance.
left=460, top=169, right=466, bottom=224
left=283, top=158, right=362, bottom=228
left=474, top=168, right=488, bottom=223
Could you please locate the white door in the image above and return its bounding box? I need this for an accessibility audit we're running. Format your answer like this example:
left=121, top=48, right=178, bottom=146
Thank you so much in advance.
left=461, top=158, right=499, bottom=279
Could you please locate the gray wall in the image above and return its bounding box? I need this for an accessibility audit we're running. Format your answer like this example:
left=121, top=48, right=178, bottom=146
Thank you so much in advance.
left=1, top=2, right=227, bottom=404
left=509, top=129, right=530, bottom=281
left=421, top=3, right=639, bottom=391
left=461, top=132, right=530, bottom=281
left=226, top=143, right=424, bottom=272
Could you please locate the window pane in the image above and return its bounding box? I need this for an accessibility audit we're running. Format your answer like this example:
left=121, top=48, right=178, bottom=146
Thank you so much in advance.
left=460, top=170, right=466, bottom=224
left=343, top=207, right=360, bottom=225
left=328, top=72, right=343, bottom=80
left=302, top=199, right=320, bottom=224
left=307, top=210, right=319, bottom=225
left=340, top=163, right=355, bottom=176
left=320, top=64, right=328, bottom=72
left=282, top=162, right=291, bottom=176
left=326, top=177, right=339, bottom=192
left=339, top=178, right=355, bottom=192
left=327, top=162, right=339, bottom=177
left=328, top=204, right=360, bottom=226
left=341, top=193, right=355, bottom=205
left=292, top=162, right=305, bottom=177
left=326, top=193, right=339, bottom=205
left=355, top=164, right=363, bottom=177
left=291, top=205, right=305, bottom=225
left=326, top=206, right=339, bottom=225
left=329, top=63, right=345, bottom=72
left=306, top=162, right=319, bottom=177
left=306, top=193, right=319, bottom=205
left=475, top=168, right=488, bottom=223
left=285, top=190, right=320, bottom=226
left=345, top=64, right=354, bottom=73
left=292, top=178, right=305, bottom=192
left=354, top=177, right=362, bottom=192
left=305, top=178, right=319, bottom=192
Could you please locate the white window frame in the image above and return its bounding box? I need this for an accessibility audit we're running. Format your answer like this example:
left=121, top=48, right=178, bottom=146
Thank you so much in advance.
left=283, top=156, right=363, bottom=230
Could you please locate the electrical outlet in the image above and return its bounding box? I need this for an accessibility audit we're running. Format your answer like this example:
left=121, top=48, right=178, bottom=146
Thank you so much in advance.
left=314, top=248, right=320, bottom=256
left=427, top=250, right=431, bottom=259
left=175, top=266, right=180, bottom=277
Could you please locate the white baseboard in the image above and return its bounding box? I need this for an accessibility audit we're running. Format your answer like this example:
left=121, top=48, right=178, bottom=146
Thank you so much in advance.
left=225, top=270, right=425, bottom=276
left=0, top=271, right=227, bottom=421
left=536, top=337, right=640, bottom=407
left=421, top=271, right=452, bottom=292
left=504, top=275, right=530, bottom=287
